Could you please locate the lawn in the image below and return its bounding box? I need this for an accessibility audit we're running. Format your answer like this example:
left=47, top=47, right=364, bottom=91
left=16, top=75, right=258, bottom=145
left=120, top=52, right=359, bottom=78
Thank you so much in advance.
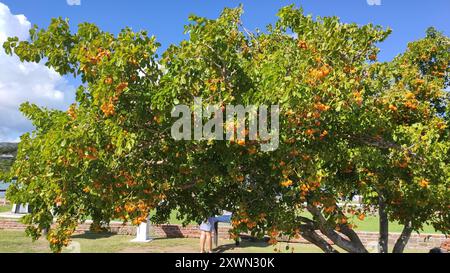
left=158, top=210, right=438, bottom=233
left=297, top=212, right=438, bottom=234
left=1, top=205, right=438, bottom=233
left=0, top=230, right=325, bottom=253
left=0, top=230, right=428, bottom=253
left=0, top=204, right=11, bottom=213
left=351, top=214, right=437, bottom=234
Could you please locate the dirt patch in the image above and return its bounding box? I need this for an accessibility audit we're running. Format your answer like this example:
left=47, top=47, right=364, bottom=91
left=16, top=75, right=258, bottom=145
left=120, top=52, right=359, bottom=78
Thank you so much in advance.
left=119, top=245, right=198, bottom=253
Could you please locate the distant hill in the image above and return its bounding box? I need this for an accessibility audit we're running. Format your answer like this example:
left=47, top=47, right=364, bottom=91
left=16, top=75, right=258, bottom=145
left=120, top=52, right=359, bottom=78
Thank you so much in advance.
left=0, top=143, right=18, bottom=155
left=0, top=143, right=18, bottom=172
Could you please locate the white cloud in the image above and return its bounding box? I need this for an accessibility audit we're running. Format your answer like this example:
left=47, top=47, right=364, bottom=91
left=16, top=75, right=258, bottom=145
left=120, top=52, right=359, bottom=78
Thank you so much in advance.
left=367, top=0, right=382, bottom=6
left=66, top=0, right=81, bottom=6
left=0, top=3, right=74, bottom=142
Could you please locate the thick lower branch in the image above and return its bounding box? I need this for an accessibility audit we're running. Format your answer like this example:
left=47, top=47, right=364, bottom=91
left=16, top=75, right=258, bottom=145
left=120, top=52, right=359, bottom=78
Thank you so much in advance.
left=393, top=222, right=413, bottom=253
left=307, top=204, right=368, bottom=253
left=299, top=224, right=339, bottom=253
left=379, top=195, right=389, bottom=253
left=347, top=134, right=421, bottom=160
left=295, top=217, right=338, bottom=253
left=338, top=222, right=367, bottom=252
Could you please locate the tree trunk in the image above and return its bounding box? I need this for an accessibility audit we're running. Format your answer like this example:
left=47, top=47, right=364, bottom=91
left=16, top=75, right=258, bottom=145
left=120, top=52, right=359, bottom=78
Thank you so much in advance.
left=338, top=223, right=367, bottom=252
left=300, top=226, right=339, bottom=253
left=378, top=195, right=389, bottom=253
left=213, top=221, right=219, bottom=247
left=307, top=204, right=368, bottom=253
left=393, top=222, right=413, bottom=253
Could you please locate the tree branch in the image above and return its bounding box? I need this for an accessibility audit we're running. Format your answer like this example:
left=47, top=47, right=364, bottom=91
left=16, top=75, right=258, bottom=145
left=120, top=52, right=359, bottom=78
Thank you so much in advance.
left=393, top=221, right=413, bottom=253
left=307, top=204, right=368, bottom=253
left=299, top=225, right=339, bottom=253
left=348, top=134, right=421, bottom=160
left=378, top=194, right=389, bottom=253
left=338, top=222, right=368, bottom=252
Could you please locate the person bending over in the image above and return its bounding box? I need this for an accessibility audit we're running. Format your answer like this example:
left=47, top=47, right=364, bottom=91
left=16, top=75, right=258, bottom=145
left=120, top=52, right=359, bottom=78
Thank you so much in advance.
left=199, top=212, right=232, bottom=253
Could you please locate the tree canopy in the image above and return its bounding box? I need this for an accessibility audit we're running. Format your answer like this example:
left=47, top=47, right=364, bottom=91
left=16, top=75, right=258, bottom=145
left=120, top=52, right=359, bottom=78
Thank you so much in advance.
left=2, top=5, right=449, bottom=253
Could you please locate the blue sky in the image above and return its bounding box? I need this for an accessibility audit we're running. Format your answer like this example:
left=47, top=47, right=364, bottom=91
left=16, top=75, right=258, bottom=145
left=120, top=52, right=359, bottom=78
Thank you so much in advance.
left=0, top=0, right=449, bottom=142
left=3, top=0, right=450, bottom=60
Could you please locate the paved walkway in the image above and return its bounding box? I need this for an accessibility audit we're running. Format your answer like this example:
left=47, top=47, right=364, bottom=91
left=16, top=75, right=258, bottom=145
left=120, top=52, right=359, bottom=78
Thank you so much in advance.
left=0, top=212, right=22, bottom=219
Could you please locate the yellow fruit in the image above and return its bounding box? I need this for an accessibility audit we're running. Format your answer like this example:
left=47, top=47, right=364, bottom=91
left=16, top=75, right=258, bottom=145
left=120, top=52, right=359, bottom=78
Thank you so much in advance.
left=101, top=100, right=115, bottom=117
left=404, top=101, right=418, bottom=110
left=405, top=92, right=415, bottom=99
left=281, top=179, right=293, bottom=187
left=389, top=104, right=398, bottom=112
left=419, top=179, right=430, bottom=189
left=300, top=184, right=309, bottom=192
left=416, top=79, right=425, bottom=85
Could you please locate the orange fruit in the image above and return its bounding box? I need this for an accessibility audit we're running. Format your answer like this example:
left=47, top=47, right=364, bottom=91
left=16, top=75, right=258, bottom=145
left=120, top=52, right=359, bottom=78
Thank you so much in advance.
left=314, top=103, right=330, bottom=112
left=104, top=77, right=113, bottom=85
left=388, top=104, right=398, bottom=112
left=305, top=129, right=315, bottom=136
left=419, top=179, right=430, bottom=189
left=297, top=40, right=308, bottom=49
left=280, top=179, right=293, bottom=187
left=116, top=82, right=129, bottom=93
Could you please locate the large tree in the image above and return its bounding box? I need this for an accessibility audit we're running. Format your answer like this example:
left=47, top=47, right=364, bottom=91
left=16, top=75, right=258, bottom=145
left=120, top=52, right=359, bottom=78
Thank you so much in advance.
left=2, top=6, right=449, bottom=253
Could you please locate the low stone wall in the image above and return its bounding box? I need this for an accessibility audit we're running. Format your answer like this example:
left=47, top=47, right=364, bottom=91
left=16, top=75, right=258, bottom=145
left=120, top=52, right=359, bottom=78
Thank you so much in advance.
left=0, top=218, right=446, bottom=250
left=352, top=231, right=446, bottom=250
left=75, top=221, right=233, bottom=240
left=0, top=219, right=25, bottom=230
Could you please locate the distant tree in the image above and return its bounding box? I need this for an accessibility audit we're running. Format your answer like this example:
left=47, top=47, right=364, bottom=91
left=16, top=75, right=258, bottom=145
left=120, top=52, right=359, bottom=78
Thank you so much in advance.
left=0, top=143, right=17, bottom=172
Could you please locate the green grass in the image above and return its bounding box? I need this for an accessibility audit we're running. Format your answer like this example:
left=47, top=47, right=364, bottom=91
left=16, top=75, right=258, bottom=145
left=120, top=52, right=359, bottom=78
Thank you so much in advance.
left=1, top=204, right=438, bottom=234
left=88, top=209, right=438, bottom=234
left=352, top=214, right=437, bottom=234
left=0, top=204, right=12, bottom=213
left=299, top=212, right=438, bottom=234
left=156, top=210, right=196, bottom=225
left=0, top=230, right=429, bottom=253
left=0, top=230, right=324, bottom=253
left=154, top=209, right=438, bottom=234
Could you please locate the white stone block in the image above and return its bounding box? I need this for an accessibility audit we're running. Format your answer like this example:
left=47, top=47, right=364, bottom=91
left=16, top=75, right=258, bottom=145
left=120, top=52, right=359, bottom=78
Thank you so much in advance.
left=131, top=218, right=153, bottom=243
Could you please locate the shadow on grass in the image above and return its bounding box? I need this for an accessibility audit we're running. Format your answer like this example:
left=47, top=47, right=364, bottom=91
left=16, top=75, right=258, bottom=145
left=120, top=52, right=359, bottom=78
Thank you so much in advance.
left=71, top=232, right=116, bottom=240
left=215, top=238, right=271, bottom=253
